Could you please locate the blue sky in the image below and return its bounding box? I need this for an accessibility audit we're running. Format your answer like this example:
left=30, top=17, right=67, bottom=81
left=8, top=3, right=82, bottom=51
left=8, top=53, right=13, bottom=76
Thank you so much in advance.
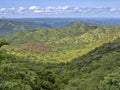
left=0, top=0, right=120, bottom=18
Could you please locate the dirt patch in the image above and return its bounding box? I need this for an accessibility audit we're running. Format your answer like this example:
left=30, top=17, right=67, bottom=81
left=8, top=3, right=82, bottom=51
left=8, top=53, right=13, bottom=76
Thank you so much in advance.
left=19, top=43, right=51, bottom=52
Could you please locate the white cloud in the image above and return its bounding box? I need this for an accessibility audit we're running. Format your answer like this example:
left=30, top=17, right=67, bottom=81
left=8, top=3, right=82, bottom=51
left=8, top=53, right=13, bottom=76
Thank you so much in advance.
left=18, top=7, right=25, bottom=12
left=29, top=6, right=39, bottom=10
left=73, top=7, right=82, bottom=13
left=8, top=8, right=15, bottom=11
left=110, top=8, right=116, bottom=12
left=0, top=8, right=6, bottom=12
left=58, top=6, right=70, bottom=10
left=46, top=6, right=55, bottom=10
left=0, top=6, right=119, bottom=17
left=33, top=9, right=44, bottom=13
left=44, top=6, right=55, bottom=13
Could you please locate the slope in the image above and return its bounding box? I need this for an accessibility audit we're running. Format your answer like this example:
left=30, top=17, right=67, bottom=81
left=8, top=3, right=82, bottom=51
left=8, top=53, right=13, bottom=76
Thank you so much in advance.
left=0, top=20, right=51, bottom=35
left=63, top=38, right=120, bottom=90
left=3, top=22, right=120, bottom=63
left=0, top=36, right=120, bottom=90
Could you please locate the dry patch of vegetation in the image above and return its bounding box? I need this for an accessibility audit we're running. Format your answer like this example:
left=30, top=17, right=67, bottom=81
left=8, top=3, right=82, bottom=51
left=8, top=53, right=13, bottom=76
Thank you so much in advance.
left=19, top=43, right=51, bottom=52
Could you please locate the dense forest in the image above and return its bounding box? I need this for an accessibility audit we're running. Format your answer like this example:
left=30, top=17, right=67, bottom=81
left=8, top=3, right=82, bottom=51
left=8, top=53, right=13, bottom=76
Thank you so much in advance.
left=0, top=21, right=120, bottom=90
left=0, top=20, right=51, bottom=35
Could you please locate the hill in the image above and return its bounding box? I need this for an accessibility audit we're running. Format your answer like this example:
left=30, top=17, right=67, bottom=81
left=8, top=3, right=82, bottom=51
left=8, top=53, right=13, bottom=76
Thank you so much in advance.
left=0, top=20, right=51, bottom=35
left=63, top=38, right=120, bottom=90
left=7, top=18, right=120, bottom=27
left=0, top=22, right=120, bottom=90
left=3, top=22, right=120, bottom=63
left=0, top=37, right=120, bottom=90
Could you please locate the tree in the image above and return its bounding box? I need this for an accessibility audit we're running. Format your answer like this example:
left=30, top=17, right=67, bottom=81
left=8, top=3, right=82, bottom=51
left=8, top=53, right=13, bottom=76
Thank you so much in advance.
left=0, top=39, right=9, bottom=47
left=99, top=72, right=120, bottom=90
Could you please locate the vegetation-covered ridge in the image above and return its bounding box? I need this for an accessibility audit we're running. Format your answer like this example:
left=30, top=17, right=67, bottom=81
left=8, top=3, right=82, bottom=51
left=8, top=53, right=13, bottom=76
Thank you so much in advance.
left=0, top=37, right=120, bottom=90
left=0, top=19, right=51, bottom=35
left=3, top=22, right=120, bottom=63
left=0, top=22, right=120, bottom=90
left=63, top=37, right=120, bottom=90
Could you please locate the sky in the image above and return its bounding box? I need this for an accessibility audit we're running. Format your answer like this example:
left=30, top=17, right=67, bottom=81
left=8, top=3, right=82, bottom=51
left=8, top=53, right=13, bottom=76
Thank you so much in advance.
left=0, top=0, right=120, bottom=18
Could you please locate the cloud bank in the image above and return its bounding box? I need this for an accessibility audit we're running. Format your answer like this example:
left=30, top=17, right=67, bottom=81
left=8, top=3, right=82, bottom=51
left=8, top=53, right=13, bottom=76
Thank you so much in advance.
left=0, top=6, right=119, bottom=17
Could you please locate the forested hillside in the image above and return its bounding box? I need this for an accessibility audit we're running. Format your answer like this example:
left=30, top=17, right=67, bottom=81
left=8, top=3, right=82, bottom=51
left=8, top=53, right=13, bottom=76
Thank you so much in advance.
left=0, top=20, right=51, bottom=35
left=64, top=38, right=120, bottom=90
left=0, top=22, right=120, bottom=90
left=3, top=22, right=120, bottom=63
left=8, top=18, right=120, bottom=26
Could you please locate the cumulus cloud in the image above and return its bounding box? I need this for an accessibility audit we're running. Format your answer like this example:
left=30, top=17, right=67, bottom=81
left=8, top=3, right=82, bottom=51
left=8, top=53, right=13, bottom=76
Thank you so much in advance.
left=33, top=9, right=44, bottom=13
left=17, top=7, right=25, bottom=13
left=110, top=8, right=116, bottom=12
left=18, top=7, right=25, bottom=11
left=8, top=8, right=15, bottom=11
left=0, top=8, right=6, bottom=12
left=0, top=6, right=119, bottom=17
left=57, top=6, right=70, bottom=10
left=0, top=8, right=8, bottom=15
left=29, top=6, right=39, bottom=10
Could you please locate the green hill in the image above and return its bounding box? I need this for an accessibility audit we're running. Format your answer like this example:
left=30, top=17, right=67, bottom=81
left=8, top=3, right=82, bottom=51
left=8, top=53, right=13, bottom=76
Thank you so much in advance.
left=0, top=20, right=51, bottom=35
left=63, top=38, right=120, bottom=90
left=0, top=22, right=120, bottom=90
left=5, top=22, right=97, bottom=44
left=0, top=37, right=120, bottom=90
left=3, top=23, right=120, bottom=63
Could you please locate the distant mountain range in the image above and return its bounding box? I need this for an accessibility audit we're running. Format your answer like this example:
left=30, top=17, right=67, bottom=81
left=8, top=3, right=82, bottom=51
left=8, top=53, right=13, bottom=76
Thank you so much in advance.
left=7, top=17, right=120, bottom=26
left=0, top=19, right=51, bottom=35
left=1, top=18, right=120, bottom=36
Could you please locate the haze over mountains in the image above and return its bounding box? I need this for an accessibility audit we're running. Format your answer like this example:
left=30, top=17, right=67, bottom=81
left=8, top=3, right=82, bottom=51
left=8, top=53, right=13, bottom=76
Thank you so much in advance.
left=6, top=17, right=120, bottom=26
left=1, top=18, right=120, bottom=35
left=0, top=19, right=51, bottom=35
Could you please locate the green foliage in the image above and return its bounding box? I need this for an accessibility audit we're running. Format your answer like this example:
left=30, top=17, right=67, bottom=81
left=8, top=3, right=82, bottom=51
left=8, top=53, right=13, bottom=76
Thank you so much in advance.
left=0, top=23, right=120, bottom=90
left=3, top=22, right=120, bottom=63
left=99, top=71, right=120, bottom=90
left=0, top=20, right=51, bottom=35
left=0, top=39, right=9, bottom=47
left=64, top=38, right=120, bottom=90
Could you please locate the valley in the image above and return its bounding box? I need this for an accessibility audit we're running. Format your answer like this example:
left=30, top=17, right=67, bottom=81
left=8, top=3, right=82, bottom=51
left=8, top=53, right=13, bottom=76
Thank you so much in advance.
left=0, top=19, right=120, bottom=90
